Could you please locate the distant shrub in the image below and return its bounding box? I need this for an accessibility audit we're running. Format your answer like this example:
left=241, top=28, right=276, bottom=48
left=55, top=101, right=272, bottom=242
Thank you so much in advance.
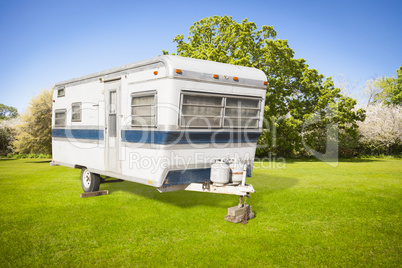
left=3, top=153, right=51, bottom=159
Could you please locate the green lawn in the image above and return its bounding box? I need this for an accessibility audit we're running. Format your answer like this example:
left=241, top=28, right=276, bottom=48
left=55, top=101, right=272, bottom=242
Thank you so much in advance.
left=0, top=158, right=401, bottom=267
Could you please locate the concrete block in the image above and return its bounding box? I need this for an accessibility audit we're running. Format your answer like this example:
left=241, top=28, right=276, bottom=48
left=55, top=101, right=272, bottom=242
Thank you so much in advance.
left=227, top=205, right=253, bottom=217
left=225, top=205, right=255, bottom=223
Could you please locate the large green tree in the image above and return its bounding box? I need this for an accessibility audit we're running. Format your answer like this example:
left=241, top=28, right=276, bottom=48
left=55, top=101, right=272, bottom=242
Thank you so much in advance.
left=395, top=67, right=402, bottom=105
left=14, top=89, right=52, bottom=155
left=0, top=120, right=16, bottom=156
left=0, top=104, right=18, bottom=155
left=374, top=66, right=402, bottom=105
left=0, top=104, right=18, bottom=120
left=166, top=16, right=365, bottom=158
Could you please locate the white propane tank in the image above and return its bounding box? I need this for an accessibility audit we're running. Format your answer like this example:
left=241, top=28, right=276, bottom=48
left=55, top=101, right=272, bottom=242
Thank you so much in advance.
left=230, top=160, right=244, bottom=185
left=210, top=159, right=230, bottom=186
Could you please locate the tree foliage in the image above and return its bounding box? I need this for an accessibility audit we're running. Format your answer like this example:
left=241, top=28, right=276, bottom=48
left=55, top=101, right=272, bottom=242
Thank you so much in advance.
left=0, top=104, right=19, bottom=155
left=0, top=104, right=18, bottom=120
left=395, top=67, right=402, bottom=105
left=358, top=103, right=402, bottom=155
left=167, top=16, right=365, bottom=157
left=373, top=66, right=402, bottom=105
left=362, top=78, right=383, bottom=107
left=14, top=89, right=53, bottom=155
left=0, top=119, right=18, bottom=156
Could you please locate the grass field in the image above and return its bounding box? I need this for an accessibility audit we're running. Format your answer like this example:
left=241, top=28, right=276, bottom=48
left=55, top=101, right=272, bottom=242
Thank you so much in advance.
left=0, top=158, right=401, bottom=267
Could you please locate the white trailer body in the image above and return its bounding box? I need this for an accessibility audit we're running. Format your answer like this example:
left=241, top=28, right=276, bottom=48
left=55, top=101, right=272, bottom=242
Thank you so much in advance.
left=51, top=55, right=267, bottom=195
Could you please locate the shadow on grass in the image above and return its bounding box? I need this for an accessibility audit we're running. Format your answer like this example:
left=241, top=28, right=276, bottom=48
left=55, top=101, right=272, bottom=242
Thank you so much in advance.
left=0, top=158, right=17, bottom=161
left=253, top=175, right=298, bottom=194
left=104, top=175, right=298, bottom=209
left=106, top=182, right=233, bottom=208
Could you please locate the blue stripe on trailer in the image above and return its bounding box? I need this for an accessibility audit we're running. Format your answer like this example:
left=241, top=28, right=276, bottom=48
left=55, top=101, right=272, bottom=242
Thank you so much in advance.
left=163, top=168, right=211, bottom=186
left=121, top=130, right=261, bottom=144
left=163, top=166, right=253, bottom=186
left=52, top=129, right=261, bottom=144
left=52, top=129, right=104, bottom=140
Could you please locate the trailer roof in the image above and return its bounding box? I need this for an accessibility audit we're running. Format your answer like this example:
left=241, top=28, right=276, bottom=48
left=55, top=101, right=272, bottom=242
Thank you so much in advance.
left=163, top=55, right=267, bottom=80
left=55, top=55, right=267, bottom=88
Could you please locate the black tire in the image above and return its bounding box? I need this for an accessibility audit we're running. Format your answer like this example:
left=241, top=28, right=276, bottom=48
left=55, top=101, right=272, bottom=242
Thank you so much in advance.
left=80, top=168, right=101, bottom=192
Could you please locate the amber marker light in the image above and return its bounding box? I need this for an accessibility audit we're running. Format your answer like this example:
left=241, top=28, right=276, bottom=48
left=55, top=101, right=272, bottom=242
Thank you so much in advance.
left=213, top=74, right=219, bottom=79
left=175, top=69, right=182, bottom=74
left=153, top=71, right=158, bottom=75
left=233, top=77, right=239, bottom=81
left=264, top=81, right=268, bottom=85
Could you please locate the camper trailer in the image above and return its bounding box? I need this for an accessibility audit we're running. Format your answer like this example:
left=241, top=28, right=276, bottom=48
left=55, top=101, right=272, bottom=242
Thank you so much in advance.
left=51, top=55, right=267, bottom=220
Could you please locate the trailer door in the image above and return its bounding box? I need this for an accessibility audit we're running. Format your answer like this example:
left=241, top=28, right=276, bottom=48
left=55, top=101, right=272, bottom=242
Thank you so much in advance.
left=105, top=80, right=121, bottom=173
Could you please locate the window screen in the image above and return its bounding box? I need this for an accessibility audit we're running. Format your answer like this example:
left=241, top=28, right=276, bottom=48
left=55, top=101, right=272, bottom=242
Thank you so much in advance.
left=224, top=97, right=260, bottom=128
left=57, top=88, right=65, bottom=97
left=180, top=93, right=260, bottom=129
left=109, top=91, right=117, bottom=114
left=71, top=103, right=82, bottom=122
left=109, top=91, right=117, bottom=136
left=131, top=93, right=156, bottom=127
left=180, top=94, right=223, bottom=128
left=55, top=109, right=66, bottom=127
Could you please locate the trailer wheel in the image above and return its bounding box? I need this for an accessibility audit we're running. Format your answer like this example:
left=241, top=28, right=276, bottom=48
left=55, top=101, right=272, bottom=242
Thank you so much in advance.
left=81, top=168, right=100, bottom=192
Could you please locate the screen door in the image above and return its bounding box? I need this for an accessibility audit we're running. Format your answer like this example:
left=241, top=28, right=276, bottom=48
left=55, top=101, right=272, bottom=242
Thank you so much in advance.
left=105, top=80, right=121, bottom=173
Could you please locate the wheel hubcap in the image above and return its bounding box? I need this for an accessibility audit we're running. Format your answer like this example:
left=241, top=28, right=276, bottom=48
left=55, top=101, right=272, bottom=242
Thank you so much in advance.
left=83, top=170, right=91, bottom=188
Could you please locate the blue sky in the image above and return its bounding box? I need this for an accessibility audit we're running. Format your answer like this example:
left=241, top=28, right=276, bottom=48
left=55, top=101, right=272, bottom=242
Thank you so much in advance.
left=0, top=0, right=401, bottom=112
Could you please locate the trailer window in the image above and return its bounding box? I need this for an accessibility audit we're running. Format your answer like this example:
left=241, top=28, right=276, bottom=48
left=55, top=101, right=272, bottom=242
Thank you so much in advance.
left=180, top=93, right=260, bottom=129
left=131, top=94, right=156, bottom=127
left=181, top=95, right=223, bottom=128
left=71, top=103, right=82, bottom=122
left=55, top=109, right=66, bottom=127
left=57, top=88, right=65, bottom=97
left=224, top=97, right=260, bottom=128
